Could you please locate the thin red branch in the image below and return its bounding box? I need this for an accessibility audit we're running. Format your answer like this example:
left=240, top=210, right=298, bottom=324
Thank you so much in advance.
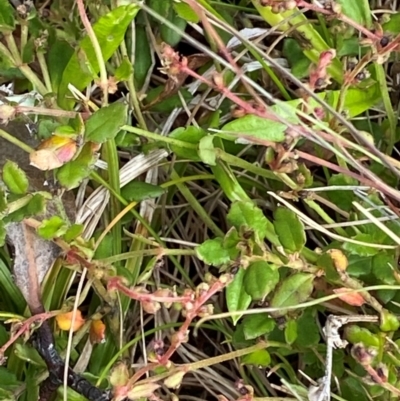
left=0, top=311, right=59, bottom=362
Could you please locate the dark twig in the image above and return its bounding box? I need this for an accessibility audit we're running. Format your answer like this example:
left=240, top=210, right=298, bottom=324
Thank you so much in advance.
left=32, top=321, right=111, bottom=401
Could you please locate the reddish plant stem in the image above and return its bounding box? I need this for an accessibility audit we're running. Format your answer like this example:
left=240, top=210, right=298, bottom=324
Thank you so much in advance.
left=113, top=278, right=229, bottom=393
left=179, top=64, right=279, bottom=122
left=296, top=150, right=376, bottom=186
left=293, top=0, right=378, bottom=41
left=0, top=311, right=59, bottom=359
left=183, top=0, right=266, bottom=109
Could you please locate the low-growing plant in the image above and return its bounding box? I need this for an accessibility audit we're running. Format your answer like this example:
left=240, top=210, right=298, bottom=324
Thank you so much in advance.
left=1, top=0, right=400, bottom=401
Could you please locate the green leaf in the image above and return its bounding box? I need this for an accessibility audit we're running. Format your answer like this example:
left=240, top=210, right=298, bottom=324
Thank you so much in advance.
left=228, top=200, right=279, bottom=245
left=0, top=367, right=21, bottom=388
left=4, top=194, right=47, bottom=223
left=47, top=37, right=74, bottom=92
left=211, top=160, right=250, bottom=203
left=226, top=268, right=252, bottom=325
left=63, top=224, right=84, bottom=242
left=160, top=8, right=187, bottom=47
left=173, top=2, right=199, bottom=23
left=270, top=273, right=314, bottom=316
left=94, top=232, right=114, bottom=260
left=284, top=319, right=298, bottom=345
left=198, top=135, right=216, bottom=166
left=0, top=0, right=15, bottom=30
left=14, top=343, right=46, bottom=367
left=382, top=13, right=400, bottom=34
left=344, top=325, right=380, bottom=347
left=336, top=36, right=363, bottom=57
left=57, top=143, right=96, bottom=189
left=37, top=216, right=68, bottom=240
left=134, top=25, right=152, bottom=90
left=169, top=126, right=206, bottom=161
left=342, top=233, right=380, bottom=257
left=282, top=38, right=311, bottom=79
left=121, top=181, right=165, bottom=202
left=376, top=288, right=396, bottom=304
left=222, top=228, right=241, bottom=260
left=115, top=131, right=140, bottom=149
left=232, top=323, right=253, bottom=349
left=372, top=252, right=396, bottom=284
left=54, top=125, right=77, bottom=137
left=380, top=308, right=400, bottom=332
left=294, top=309, right=320, bottom=347
left=326, top=174, right=358, bottom=212
left=327, top=85, right=381, bottom=118
left=335, top=0, right=372, bottom=27
left=273, top=207, right=305, bottom=253
left=241, top=349, right=271, bottom=367
left=221, top=114, right=287, bottom=143
left=243, top=261, right=279, bottom=301
left=346, top=254, right=373, bottom=277
left=115, top=56, right=133, bottom=82
left=341, top=377, right=370, bottom=401
left=57, top=4, right=139, bottom=109
left=242, top=314, right=275, bottom=340
left=85, top=102, right=127, bottom=143
left=196, top=238, right=231, bottom=266
left=2, top=160, right=29, bottom=195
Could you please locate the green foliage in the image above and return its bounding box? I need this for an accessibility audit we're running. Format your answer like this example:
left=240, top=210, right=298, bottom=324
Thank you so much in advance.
left=243, top=261, right=279, bottom=301
left=169, top=126, right=206, bottom=160
left=284, top=319, right=298, bottom=345
left=37, top=216, right=69, bottom=239
left=0, top=0, right=15, bottom=31
left=196, top=237, right=233, bottom=266
left=226, top=268, right=252, bottom=325
left=242, top=314, right=276, bottom=340
left=58, top=4, right=139, bottom=109
left=2, top=161, right=29, bottom=195
left=241, top=349, right=271, bottom=367
left=335, top=0, right=372, bottom=27
left=227, top=200, right=279, bottom=245
left=270, top=273, right=314, bottom=317
left=85, top=102, right=128, bottom=143
left=221, top=114, right=288, bottom=143
left=273, top=207, right=305, bottom=253
left=121, top=181, right=165, bottom=202
left=56, top=143, right=97, bottom=189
